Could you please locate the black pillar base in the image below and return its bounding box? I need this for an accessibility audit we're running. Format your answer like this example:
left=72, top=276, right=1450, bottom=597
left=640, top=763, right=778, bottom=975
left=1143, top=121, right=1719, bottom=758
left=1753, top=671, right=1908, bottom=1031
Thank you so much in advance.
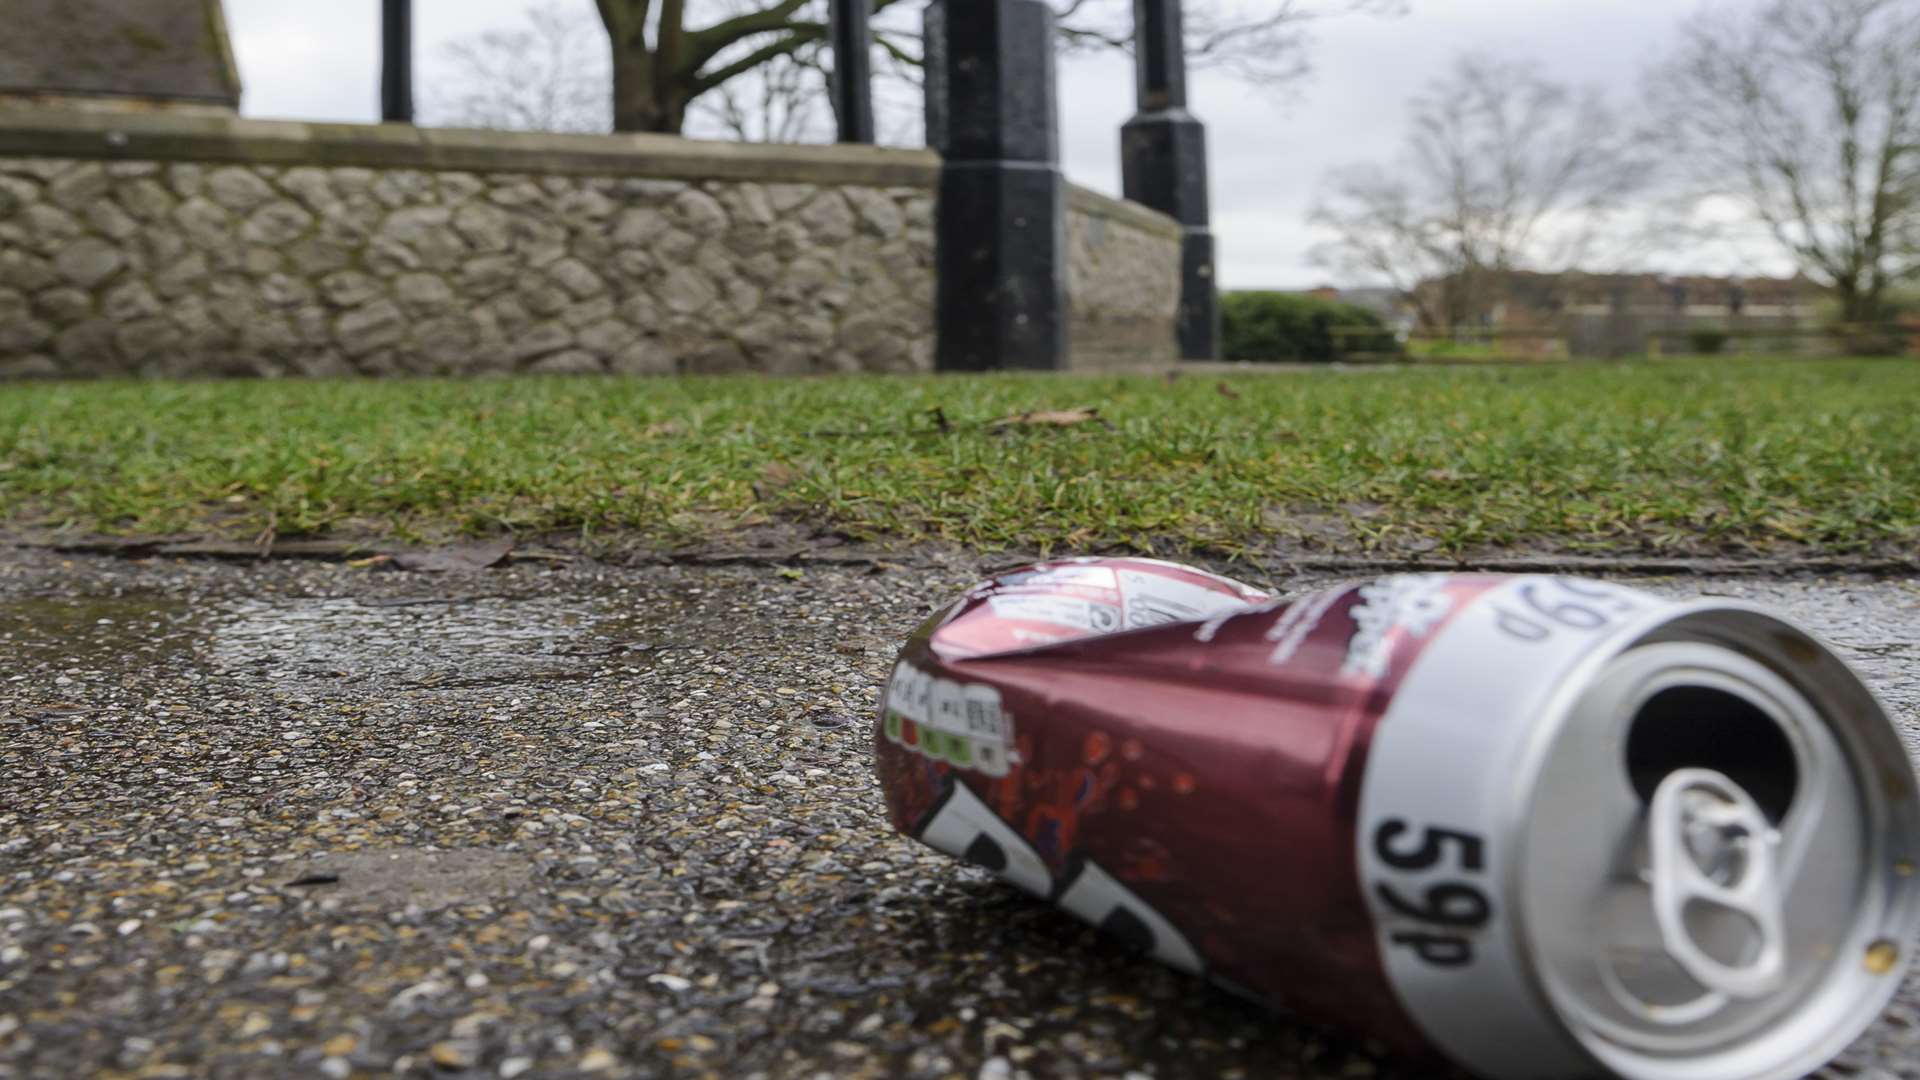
left=1123, top=109, right=1217, bottom=360
left=1178, top=228, right=1220, bottom=362
left=937, top=163, right=1067, bottom=372
left=1121, top=110, right=1209, bottom=227
left=927, top=0, right=1068, bottom=371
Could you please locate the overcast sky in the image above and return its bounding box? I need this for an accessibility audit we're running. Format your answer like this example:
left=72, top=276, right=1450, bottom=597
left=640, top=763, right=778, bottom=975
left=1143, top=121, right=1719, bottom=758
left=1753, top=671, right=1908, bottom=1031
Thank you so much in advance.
left=222, top=0, right=1696, bottom=289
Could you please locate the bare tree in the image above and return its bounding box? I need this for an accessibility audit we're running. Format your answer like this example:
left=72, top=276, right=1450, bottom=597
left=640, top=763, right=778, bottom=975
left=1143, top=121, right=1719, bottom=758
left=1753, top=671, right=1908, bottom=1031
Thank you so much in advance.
left=426, top=2, right=864, bottom=143
left=674, top=0, right=926, bottom=143
left=1051, top=0, right=1406, bottom=87
left=690, top=34, right=830, bottom=142
left=427, top=4, right=612, bottom=133
left=593, top=0, right=926, bottom=134
left=1310, top=54, right=1652, bottom=331
left=595, top=0, right=1405, bottom=133
left=1650, top=0, right=1920, bottom=325
left=436, top=0, right=1402, bottom=140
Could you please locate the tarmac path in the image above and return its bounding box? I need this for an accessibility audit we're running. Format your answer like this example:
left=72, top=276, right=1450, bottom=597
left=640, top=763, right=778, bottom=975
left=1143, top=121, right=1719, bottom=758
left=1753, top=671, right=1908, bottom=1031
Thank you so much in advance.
left=1, top=549, right=1915, bottom=1079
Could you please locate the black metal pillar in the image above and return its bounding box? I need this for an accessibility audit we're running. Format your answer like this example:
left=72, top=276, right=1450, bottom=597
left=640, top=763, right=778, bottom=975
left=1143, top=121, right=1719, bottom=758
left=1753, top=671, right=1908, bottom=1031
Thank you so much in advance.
left=925, top=0, right=1067, bottom=371
left=830, top=0, right=876, bottom=143
left=1122, top=0, right=1217, bottom=360
left=381, top=0, right=414, bottom=124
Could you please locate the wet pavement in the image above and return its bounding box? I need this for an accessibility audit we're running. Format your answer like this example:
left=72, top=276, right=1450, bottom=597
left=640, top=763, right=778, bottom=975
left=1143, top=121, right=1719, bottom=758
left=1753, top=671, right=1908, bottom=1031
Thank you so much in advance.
left=0, top=548, right=1917, bottom=1080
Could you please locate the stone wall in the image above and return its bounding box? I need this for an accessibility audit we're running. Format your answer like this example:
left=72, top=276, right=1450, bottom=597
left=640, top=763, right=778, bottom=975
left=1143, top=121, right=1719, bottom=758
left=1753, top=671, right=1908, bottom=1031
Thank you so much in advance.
left=0, top=109, right=1182, bottom=378
left=1066, top=186, right=1183, bottom=370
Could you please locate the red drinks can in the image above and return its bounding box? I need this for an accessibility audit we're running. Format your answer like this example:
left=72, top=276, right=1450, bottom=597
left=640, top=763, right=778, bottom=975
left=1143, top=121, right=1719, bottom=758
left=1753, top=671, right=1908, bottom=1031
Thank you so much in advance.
left=872, top=558, right=1920, bottom=1078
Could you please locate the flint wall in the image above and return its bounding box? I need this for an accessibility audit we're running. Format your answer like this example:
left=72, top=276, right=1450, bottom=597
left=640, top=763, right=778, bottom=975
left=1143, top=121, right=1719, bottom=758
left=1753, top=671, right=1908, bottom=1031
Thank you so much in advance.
left=0, top=110, right=1181, bottom=378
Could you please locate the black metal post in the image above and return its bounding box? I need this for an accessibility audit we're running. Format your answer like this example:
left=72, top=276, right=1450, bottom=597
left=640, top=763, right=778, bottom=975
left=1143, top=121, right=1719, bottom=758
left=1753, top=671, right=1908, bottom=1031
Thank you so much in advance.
left=829, top=0, right=876, bottom=144
left=380, top=0, right=413, bottom=124
left=925, top=0, right=1067, bottom=371
left=1122, top=0, right=1218, bottom=360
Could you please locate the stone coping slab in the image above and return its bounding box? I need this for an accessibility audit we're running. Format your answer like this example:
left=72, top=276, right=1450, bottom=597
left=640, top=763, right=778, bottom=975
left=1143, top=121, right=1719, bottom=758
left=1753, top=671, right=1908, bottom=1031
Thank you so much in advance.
left=1067, top=181, right=1181, bottom=240
left=0, top=108, right=943, bottom=187
left=0, top=108, right=1179, bottom=238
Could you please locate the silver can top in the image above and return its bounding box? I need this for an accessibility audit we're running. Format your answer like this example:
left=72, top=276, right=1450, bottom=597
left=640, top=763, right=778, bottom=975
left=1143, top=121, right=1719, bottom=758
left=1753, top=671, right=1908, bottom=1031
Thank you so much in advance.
left=1518, top=608, right=1920, bottom=1079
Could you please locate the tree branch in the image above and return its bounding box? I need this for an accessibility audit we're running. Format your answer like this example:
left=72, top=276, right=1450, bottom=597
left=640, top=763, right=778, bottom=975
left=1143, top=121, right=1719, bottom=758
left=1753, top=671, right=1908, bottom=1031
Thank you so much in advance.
left=686, top=0, right=812, bottom=71
left=691, top=24, right=827, bottom=97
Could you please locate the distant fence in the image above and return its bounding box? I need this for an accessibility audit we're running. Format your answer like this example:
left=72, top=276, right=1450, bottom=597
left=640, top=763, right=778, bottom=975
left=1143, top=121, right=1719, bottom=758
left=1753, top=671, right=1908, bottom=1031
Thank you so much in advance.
left=1317, top=323, right=1920, bottom=364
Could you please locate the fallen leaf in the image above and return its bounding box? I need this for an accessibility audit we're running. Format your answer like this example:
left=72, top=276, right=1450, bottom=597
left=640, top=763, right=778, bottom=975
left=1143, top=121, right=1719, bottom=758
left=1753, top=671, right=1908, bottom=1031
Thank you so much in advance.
left=754, top=462, right=802, bottom=500
left=642, top=420, right=684, bottom=438
left=430, top=1040, right=476, bottom=1070
left=285, top=873, right=341, bottom=888
left=988, top=407, right=1104, bottom=431
left=392, top=539, right=515, bottom=573
left=1216, top=381, right=1241, bottom=400
left=236, top=1013, right=272, bottom=1038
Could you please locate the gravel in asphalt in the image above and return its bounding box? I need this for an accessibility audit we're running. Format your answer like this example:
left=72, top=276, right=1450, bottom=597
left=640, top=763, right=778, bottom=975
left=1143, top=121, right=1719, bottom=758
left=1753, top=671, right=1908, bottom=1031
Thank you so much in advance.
left=0, top=550, right=1916, bottom=1079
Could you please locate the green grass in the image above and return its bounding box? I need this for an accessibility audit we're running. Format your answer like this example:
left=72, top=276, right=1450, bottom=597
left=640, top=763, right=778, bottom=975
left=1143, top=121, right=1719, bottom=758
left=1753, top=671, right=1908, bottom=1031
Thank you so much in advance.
left=2, top=357, right=1916, bottom=558
left=1406, top=338, right=1508, bottom=360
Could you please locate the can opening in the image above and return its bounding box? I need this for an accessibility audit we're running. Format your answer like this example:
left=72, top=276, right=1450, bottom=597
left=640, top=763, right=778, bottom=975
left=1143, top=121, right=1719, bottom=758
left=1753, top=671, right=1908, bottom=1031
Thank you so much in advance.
left=1682, top=898, right=1765, bottom=969
left=1522, top=627, right=1918, bottom=1078
left=1625, top=685, right=1797, bottom=824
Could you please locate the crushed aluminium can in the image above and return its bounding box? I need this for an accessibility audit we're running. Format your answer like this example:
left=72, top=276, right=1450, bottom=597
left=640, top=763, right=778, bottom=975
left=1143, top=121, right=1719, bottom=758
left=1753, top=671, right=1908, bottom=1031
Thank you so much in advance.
left=872, top=557, right=1920, bottom=1079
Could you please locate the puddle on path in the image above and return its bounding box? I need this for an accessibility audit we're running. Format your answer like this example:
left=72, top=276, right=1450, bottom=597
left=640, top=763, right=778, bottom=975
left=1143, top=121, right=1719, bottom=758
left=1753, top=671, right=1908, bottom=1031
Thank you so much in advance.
left=208, top=594, right=630, bottom=688
left=2, top=588, right=668, bottom=696
left=282, top=847, right=541, bottom=908
left=1, top=594, right=203, bottom=677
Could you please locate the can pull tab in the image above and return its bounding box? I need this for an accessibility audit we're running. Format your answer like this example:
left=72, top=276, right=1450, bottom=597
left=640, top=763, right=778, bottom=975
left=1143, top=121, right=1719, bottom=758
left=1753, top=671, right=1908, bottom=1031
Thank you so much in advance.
left=1648, top=768, right=1788, bottom=999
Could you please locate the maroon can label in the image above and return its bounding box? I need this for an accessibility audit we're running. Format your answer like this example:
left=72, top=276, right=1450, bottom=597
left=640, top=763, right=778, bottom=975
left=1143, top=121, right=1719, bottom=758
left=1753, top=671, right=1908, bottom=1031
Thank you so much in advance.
left=875, top=559, right=1508, bottom=1048
left=872, top=558, right=1920, bottom=1080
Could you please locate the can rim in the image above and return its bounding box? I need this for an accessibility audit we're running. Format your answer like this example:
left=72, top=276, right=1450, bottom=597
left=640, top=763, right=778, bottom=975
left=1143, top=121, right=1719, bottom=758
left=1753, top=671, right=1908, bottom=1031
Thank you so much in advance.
left=1503, top=596, right=1920, bottom=1080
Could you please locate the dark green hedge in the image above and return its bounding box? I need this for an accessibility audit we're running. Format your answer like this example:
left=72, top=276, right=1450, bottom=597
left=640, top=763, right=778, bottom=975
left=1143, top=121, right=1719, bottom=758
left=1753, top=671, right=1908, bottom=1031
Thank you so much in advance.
left=1220, top=292, right=1400, bottom=362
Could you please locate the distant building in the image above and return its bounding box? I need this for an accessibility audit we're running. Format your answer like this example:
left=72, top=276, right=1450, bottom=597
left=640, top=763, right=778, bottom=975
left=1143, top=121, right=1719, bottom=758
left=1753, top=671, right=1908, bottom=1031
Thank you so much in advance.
left=1491, top=271, right=1816, bottom=321
left=1293, top=284, right=1418, bottom=338
left=1414, top=271, right=1822, bottom=357
left=0, top=0, right=241, bottom=115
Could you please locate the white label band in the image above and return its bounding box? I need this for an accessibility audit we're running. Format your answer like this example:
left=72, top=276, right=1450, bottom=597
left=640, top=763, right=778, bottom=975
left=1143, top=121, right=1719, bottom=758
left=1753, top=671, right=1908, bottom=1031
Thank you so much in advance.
left=1356, top=576, right=1664, bottom=1078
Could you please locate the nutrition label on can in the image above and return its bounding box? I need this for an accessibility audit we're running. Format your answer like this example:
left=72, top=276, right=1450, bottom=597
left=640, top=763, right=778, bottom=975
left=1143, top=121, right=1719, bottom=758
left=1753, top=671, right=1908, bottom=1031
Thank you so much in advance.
left=882, top=661, right=1018, bottom=778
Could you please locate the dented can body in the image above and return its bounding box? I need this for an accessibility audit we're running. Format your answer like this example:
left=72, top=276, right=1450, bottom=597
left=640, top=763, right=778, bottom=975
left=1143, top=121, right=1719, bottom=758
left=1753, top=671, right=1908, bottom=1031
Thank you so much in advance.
left=873, top=558, right=1920, bottom=1079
